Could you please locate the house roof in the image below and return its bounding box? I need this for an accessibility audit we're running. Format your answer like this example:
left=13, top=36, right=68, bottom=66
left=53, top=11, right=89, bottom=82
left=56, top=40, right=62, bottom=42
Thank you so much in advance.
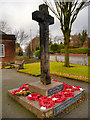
left=0, top=30, right=6, bottom=35
left=0, top=31, right=16, bottom=40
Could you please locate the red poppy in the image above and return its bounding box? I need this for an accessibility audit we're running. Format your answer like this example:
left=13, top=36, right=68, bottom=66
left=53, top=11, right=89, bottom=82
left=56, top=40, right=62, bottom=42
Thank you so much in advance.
left=51, top=92, right=67, bottom=103
left=27, top=93, right=41, bottom=101
left=39, top=96, right=55, bottom=109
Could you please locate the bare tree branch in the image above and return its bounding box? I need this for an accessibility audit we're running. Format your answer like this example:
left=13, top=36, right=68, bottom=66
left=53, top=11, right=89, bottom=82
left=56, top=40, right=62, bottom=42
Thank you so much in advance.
left=0, top=20, right=12, bottom=34
left=43, top=0, right=89, bottom=67
left=15, top=29, right=29, bottom=46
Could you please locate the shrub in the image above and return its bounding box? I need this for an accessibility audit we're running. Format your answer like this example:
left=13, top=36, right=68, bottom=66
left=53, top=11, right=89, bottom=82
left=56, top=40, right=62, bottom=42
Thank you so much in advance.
left=49, top=50, right=54, bottom=54
left=35, top=50, right=40, bottom=59
left=69, top=46, right=79, bottom=48
left=35, top=46, right=40, bottom=51
left=77, top=48, right=88, bottom=54
left=50, top=43, right=59, bottom=53
left=60, top=48, right=88, bottom=54
left=16, top=47, right=23, bottom=56
left=59, top=44, right=64, bottom=49
left=60, top=49, right=65, bottom=53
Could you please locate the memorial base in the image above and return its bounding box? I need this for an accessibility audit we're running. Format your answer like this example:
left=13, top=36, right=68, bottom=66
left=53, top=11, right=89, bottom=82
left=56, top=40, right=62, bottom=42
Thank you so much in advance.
left=29, top=81, right=64, bottom=96
left=8, top=88, right=85, bottom=118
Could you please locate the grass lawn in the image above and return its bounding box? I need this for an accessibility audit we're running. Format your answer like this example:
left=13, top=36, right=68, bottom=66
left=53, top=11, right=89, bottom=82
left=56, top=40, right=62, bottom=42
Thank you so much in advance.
left=18, top=62, right=88, bottom=82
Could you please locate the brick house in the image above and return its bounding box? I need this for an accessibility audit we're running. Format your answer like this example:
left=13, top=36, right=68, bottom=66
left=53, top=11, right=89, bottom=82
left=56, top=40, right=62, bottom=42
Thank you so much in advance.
left=70, top=35, right=88, bottom=47
left=69, top=35, right=81, bottom=47
left=0, top=31, right=16, bottom=62
left=29, top=36, right=40, bottom=51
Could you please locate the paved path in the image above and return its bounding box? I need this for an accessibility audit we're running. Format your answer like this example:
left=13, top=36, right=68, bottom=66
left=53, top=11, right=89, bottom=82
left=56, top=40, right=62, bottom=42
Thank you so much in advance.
left=1, top=69, right=89, bottom=119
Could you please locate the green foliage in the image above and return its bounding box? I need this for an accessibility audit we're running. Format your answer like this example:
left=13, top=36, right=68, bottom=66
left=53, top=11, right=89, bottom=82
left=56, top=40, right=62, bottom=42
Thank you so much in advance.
left=49, top=40, right=53, bottom=45
left=59, top=44, right=64, bottom=49
left=18, top=48, right=23, bottom=56
left=19, top=62, right=88, bottom=82
left=16, top=43, right=20, bottom=48
left=60, top=48, right=88, bottom=54
left=50, top=43, right=59, bottom=53
left=49, top=43, right=64, bottom=53
left=78, top=30, right=87, bottom=47
left=60, top=49, right=65, bottom=53
left=49, top=50, right=54, bottom=54
left=69, top=46, right=79, bottom=48
left=35, top=50, right=40, bottom=59
left=16, top=44, right=23, bottom=56
left=35, top=46, right=40, bottom=51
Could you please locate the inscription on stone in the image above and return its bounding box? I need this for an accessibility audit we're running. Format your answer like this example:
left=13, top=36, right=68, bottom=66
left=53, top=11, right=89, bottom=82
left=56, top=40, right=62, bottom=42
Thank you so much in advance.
left=47, top=84, right=64, bottom=96
left=54, top=92, right=83, bottom=116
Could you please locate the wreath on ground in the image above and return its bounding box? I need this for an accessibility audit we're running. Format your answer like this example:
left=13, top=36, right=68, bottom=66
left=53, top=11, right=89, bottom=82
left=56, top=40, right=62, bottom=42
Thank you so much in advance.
left=27, top=93, right=41, bottom=101
left=39, top=96, right=55, bottom=109
left=12, top=83, right=30, bottom=96
left=51, top=92, right=67, bottom=103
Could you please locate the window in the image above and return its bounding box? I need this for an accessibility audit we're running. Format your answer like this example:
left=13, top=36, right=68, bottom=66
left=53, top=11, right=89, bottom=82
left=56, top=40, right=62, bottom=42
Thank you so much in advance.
left=0, top=44, right=5, bottom=57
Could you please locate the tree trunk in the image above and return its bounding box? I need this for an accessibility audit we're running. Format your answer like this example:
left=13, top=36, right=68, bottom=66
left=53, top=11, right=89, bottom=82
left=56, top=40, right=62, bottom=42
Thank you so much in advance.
left=64, top=43, right=69, bottom=67
left=64, top=32, right=70, bottom=67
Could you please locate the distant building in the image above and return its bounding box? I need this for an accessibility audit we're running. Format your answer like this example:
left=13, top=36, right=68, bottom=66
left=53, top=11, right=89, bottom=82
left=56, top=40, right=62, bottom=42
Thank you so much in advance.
left=69, top=35, right=81, bottom=47
left=0, top=31, right=16, bottom=62
left=53, top=36, right=64, bottom=44
left=28, top=36, right=40, bottom=51
left=69, top=35, right=88, bottom=48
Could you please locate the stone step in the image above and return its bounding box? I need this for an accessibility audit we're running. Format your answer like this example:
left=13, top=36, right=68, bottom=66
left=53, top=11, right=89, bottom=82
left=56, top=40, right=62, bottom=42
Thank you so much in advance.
left=8, top=88, right=84, bottom=118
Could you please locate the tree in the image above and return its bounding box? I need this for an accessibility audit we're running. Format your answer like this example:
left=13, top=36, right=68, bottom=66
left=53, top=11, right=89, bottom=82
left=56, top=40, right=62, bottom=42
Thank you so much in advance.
left=35, top=50, right=40, bottom=59
left=25, top=43, right=32, bottom=58
left=15, top=29, right=28, bottom=46
left=78, top=30, right=87, bottom=47
left=16, top=45, right=23, bottom=56
left=44, top=0, right=89, bottom=67
left=0, top=20, right=12, bottom=33
left=16, top=43, right=20, bottom=49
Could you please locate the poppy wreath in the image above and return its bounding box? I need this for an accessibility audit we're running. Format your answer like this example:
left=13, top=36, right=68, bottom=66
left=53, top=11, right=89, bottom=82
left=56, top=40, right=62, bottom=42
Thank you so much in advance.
left=22, top=91, right=31, bottom=96
left=39, top=96, right=55, bottom=109
left=12, top=87, right=23, bottom=95
left=51, top=78, right=58, bottom=82
left=72, top=85, right=81, bottom=90
left=27, top=93, right=41, bottom=101
left=12, top=83, right=29, bottom=95
left=63, top=84, right=74, bottom=92
left=22, top=83, right=29, bottom=91
left=62, top=91, right=74, bottom=98
left=51, top=92, right=67, bottom=103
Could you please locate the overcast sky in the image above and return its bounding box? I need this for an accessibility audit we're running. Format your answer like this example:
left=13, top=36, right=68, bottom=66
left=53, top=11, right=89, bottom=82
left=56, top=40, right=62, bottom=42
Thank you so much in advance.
left=0, top=0, right=89, bottom=49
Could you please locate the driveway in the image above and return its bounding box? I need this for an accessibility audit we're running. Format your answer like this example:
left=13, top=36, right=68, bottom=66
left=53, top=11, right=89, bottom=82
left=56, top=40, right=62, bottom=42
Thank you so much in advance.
left=1, top=69, right=89, bottom=119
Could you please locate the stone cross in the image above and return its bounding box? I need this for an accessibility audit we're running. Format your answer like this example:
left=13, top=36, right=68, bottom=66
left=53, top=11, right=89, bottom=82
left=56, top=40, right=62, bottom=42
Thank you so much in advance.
left=32, top=4, right=54, bottom=85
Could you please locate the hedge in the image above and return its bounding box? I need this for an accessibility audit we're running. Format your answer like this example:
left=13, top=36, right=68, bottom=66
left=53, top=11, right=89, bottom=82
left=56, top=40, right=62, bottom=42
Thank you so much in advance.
left=60, top=48, right=88, bottom=54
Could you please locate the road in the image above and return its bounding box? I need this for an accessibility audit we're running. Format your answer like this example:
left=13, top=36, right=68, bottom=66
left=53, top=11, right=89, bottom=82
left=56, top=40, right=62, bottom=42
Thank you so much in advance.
left=1, top=69, right=89, bottom=119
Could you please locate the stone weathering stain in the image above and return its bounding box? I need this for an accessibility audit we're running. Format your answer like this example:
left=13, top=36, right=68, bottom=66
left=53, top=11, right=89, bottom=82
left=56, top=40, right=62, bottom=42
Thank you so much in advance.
left=32, top=4, right=54, bottom=85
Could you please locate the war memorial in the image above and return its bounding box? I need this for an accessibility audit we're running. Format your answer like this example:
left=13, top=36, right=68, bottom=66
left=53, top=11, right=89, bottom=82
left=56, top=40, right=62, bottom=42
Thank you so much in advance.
left=8, top=4, right=85, bottom=118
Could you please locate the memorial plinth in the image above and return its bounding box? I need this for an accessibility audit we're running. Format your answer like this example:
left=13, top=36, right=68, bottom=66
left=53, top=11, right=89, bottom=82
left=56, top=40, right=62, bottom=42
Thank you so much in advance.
left=8, top=88, right=84, bottom=118
left=29, top=81, right=64, bottom=96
